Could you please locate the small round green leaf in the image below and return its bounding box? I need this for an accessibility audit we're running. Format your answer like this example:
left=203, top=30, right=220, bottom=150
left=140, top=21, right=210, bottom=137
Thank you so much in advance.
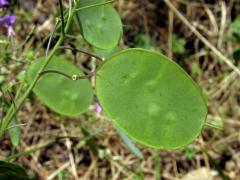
left=76, top=0, right=122, bottom=49
left=96, top=49, right=207, bottom=149
left=27, top=56, right=93, bottom=116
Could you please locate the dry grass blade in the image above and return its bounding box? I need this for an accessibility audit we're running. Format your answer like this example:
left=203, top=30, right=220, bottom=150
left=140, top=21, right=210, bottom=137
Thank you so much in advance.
left=163, top=0, right=240, bottom=77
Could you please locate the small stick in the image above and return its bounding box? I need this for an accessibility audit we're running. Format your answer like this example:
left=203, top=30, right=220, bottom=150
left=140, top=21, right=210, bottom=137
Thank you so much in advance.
left=168, top=8, right=174, bottom=58
left=45, top=20, right=59, bottom=57
left=60, top=124, right=79, bottom=179
left=5, top=123, right=26, bottom=130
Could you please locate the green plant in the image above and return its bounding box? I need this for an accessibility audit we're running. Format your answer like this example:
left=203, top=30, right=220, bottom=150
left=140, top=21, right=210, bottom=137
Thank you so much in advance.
left=230, top=16, right=240, bottom=62
left=0, top=0, right=207, bottom=166
left=172, top=34, right=186, bottom=55
left=230, top=16, right=240, bottom=42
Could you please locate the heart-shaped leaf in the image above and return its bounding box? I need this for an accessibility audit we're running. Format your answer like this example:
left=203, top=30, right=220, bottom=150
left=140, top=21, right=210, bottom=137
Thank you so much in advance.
left=96, top=48, right=207, bottom=149
left=27, top=56, right=93, bottom=116
left=76, top=0, right=122, bottom=49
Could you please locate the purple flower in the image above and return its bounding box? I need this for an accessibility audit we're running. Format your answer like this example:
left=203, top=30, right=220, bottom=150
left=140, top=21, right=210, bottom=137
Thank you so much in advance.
left=95, top=103, right=102, bottom=113
left=0, top=0, right=9, bottom=8
left=0, top=14, right=16, bottom=38
left=0, top=14, right=16, bottom=27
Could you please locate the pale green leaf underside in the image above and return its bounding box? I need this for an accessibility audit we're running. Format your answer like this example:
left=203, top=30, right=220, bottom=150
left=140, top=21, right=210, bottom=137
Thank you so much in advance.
left=27, top=56, right=93, bottom=116
left=116, top=127, right=143, bottom=159
left=96, top=49, right=207, bottom=149
left=76, top=0, right=122, bottom=49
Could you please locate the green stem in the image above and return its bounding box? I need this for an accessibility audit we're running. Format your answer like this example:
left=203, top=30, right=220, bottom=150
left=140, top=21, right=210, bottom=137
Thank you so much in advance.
left=40, top=70, right=95, bottom=80
left=0, top=11, right=75, bottom=138
left=58, top=0, right=65, bottom=37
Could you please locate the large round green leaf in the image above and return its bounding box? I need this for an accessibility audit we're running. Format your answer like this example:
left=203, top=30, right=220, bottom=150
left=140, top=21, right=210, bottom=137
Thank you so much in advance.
left=27, top=56, right=93, bottom=116
left=96, top=49, right=207, bottom=149
left=76, top=0, right=122, bottom=49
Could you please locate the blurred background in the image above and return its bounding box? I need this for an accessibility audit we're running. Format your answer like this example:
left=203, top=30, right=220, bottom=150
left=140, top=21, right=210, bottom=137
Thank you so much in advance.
left=0, top=0, right=240, bottom=179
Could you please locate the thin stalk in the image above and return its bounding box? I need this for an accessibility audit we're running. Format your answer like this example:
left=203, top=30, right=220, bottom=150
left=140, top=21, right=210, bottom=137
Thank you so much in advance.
left=204, top=122, right=222, bottom=130
left=36, top=9, right=68, bottom=54
left=6, top=123, right=26, bottom=130
left=58, top=0, right=65, bottom=37
left=40, top=70, right=95, bottom=80
left=46, top=20, right=59, bottom=57
left=40, top=70, right=73, bottom=80
left=14, top=72, right=27, bottom=102
left=67, top=0, right=72, bottom=26
left=59, top=46, right=103, bottom=61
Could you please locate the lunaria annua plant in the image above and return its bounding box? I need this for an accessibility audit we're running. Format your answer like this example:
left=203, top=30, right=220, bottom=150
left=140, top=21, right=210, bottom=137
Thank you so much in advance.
left=0, top=1, right=208, bottom=178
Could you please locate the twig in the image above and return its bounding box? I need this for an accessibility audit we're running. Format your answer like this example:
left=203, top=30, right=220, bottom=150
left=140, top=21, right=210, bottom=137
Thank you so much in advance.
left=213, top=132, right=240, bottom=147
left=168, top=8, right=174, bottom=58
left=208, top=71, right=237, bottom=98
left=202, top=1, right=218, bottom=36
left=60, top=124, right=79, bottom=180
left=204, top=122, right=222, bottom=130
left=163, top=0, right=240, bottom=77
left=46, top=20, right=59, bottom=57
left=55, top=33, right=80, bottom=39
left=5, top=123, right=26, bottom=130
left=59, top=46, right=103, bottom=61
left=218, top=1, right=227, bottom=49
